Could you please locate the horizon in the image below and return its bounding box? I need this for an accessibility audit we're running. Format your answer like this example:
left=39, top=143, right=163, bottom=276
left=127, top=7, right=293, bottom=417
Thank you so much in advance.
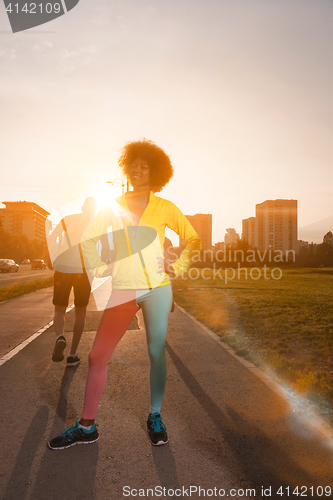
left=1, top=197, right=332, bottom=246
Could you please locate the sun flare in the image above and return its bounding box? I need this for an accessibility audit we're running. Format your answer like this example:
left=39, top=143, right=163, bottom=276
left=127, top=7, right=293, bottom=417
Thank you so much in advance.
left=93, top=182, right=125, bottom=211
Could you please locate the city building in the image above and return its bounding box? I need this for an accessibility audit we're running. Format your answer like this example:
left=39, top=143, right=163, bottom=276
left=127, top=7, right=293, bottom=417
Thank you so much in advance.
left=179, top=213, right=212, bottom=251
left=323, top=231, right=333, bottom=245
left=0, top=201, right=51, bottom=242
left=224, top=228, right=240, bottom=246
left=242, top=217, right=257, bottom=247
left=256, top=199, right=297, bottom=253
left=241, top=199, right=298, bottom=253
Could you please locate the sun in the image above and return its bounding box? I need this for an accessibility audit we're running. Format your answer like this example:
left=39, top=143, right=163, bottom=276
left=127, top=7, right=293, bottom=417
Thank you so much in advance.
left=93, top=181, right=125, bottom=211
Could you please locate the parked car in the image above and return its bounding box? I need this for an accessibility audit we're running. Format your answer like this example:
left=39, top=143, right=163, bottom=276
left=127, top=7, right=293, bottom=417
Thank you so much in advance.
left=0, top=259, right=19, bottom=273
left=22, top=259, right=30, bottom=264
left=31, top=259, right=47, bottom=270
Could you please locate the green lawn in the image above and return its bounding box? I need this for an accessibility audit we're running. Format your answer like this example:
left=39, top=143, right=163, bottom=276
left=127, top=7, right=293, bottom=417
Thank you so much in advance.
left=172, top=268, right=333, bottom=419
left=0, top=277, right=54, bottom=302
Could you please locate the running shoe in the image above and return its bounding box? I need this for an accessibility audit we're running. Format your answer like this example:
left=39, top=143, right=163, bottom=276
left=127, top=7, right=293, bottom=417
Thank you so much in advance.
left=66, top=355, right=81, bottom=367
left=48, top=421, right=99, bottom=450
left=52, top=335, right=66, bottom=362
left=147, top=412, right=168, bottom=446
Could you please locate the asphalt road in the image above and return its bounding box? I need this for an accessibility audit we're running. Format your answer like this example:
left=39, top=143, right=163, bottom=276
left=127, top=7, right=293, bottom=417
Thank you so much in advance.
left=1, top=286, right=333, bottom=500
left=0, top=264, right=53, bottom=288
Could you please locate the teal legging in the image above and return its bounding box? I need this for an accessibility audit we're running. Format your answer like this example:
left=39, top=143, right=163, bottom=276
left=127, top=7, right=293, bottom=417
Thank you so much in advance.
left=82, top=285, right=173, bottom=419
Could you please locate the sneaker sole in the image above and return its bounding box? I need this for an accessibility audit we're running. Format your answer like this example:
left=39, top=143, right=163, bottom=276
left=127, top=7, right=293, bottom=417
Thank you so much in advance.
left=66, top=360, right=81, bottom=367
left=147, top=429, right=168, bottom=446
left=48, top=435, right=99, bottom=450
left=151, top=439, right=168, bottom=446
left=52, top=340, right=66, bottom=362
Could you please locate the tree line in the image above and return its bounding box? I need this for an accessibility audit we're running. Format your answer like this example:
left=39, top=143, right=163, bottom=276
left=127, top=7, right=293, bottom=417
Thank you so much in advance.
left=176, top=234, right=333, bottom=268
left=0, top=228, right=48, bottom=263
left=297, top=241, right=333, bottom=267
left=1, top=226, right=332, bottom=268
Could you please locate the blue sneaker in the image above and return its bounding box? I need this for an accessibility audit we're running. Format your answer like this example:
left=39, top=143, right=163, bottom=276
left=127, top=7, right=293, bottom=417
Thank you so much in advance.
left=48, top=421, right=99, bottom=450
left=147, top=412, right=168, bottom=446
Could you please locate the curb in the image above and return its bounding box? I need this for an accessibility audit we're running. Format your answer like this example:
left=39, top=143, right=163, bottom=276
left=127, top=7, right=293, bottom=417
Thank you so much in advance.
left=175, top=303, right=333, bottom=444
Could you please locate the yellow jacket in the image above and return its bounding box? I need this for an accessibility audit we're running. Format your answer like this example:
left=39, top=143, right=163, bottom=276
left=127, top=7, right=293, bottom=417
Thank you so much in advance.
left=82, top=192, right=202, bottom=290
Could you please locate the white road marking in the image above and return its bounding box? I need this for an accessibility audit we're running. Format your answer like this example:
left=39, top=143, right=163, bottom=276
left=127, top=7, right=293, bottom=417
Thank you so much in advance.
left=0, top=277, right=110, bottom=367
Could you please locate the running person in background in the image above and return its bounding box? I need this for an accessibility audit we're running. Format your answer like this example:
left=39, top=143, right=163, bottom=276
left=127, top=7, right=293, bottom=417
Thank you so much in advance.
left=48, top=197, right=97, bottom=367
left=48, top=139, right=201, bottom=449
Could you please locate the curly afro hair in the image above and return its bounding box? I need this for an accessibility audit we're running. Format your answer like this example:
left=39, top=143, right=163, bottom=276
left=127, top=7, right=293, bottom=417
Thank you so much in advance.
left=118, top=139, right=174, bottom=193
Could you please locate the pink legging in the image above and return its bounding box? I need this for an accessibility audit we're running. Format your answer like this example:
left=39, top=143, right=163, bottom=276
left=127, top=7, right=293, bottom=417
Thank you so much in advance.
left=82, top=285, right=173, bottom=419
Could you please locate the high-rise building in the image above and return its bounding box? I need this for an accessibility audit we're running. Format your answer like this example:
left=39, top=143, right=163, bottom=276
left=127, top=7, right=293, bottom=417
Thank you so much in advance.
left=242, top=217, right=257, bottom=247
left=179, top=213, right=212, bottom=251
left=224, top=228, right=240, bottom=245
left=255, top=199, right=297, bottom=253
left=0, top=201, right=51, bottom=242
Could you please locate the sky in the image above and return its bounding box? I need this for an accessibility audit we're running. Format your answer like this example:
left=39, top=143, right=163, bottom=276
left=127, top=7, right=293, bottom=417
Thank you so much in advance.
left=1, top=0, right=333, bottom=244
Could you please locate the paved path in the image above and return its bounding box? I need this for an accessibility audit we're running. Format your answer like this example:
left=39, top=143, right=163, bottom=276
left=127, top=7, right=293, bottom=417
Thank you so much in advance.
left=1, top=289, right=333, bottom=500
left=0, top=287, right=55, bottom=358
left=0, top=265, right=53, bottom=288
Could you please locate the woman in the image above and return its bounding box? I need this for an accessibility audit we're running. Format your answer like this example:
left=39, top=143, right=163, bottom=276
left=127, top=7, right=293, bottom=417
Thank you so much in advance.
left=48, top=139, right=201, bottom=449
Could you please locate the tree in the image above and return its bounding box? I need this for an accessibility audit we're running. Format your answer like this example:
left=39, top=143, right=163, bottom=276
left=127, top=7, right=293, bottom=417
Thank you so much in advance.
left=0, top=227, right=48, bottom=263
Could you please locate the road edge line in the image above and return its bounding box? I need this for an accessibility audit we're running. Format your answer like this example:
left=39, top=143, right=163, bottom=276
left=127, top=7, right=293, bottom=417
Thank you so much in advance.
left=0, top=304, right=75, bottom=367
left=0, top=278, right=109, bottom=367
left=0, top=320, right=54, bottom=367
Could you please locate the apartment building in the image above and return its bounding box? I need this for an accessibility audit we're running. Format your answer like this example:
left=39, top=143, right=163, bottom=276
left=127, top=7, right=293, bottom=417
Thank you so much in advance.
left=241, top=199, right=298, bottom=253
left=179, top=213, right=212, bottom=251
left=242, top=216, right=257, bottom=247
left=256, top=199, right=297, bottom=253
left=0, top=201, right=51, bottom=242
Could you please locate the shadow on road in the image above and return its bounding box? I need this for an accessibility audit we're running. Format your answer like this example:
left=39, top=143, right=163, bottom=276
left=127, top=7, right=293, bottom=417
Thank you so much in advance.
left=31, top=367, right=98, bottom=500
left=53, top=365, right=81, bottom=422
left=3, top=393, right=97, bottom=500
left=30, top=440, right=99, bottom=500
left=32, top=366, right=98, bottom=500
left=166, top=341, right=333, bottom=492
left=2, top=406, right=49, bottom=500
left=151, top=445, right=183, bottom=500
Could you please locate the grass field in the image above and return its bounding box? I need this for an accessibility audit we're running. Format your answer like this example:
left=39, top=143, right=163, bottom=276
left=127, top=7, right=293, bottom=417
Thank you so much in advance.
left=172, top=267, right=333, bottom=420
left=0, top=277, right=54, bottom=302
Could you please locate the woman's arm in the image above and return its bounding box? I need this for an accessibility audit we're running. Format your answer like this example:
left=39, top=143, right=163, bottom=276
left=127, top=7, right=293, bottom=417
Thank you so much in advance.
left=166, top=203, right=202, bottom=276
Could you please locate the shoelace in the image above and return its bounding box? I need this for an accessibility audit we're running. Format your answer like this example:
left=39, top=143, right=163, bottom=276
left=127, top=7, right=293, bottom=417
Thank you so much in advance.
left=60, top=422, right=79, bottom=437
left=149, top=415, right=166, bottom=432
